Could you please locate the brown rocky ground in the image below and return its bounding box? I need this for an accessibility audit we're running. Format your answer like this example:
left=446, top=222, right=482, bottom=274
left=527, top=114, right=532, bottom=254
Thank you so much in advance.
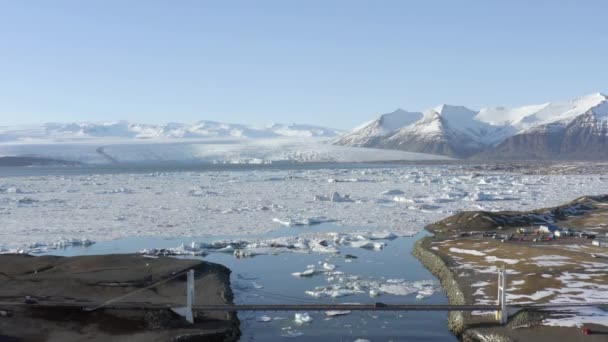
left=415, top=195, right=608, bottom=341
left=0, top=254, right=239, bottom=342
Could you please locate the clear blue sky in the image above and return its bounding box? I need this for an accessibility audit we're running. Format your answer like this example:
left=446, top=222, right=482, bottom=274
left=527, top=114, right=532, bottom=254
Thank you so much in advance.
left=1, top=0, right=606, bottom=129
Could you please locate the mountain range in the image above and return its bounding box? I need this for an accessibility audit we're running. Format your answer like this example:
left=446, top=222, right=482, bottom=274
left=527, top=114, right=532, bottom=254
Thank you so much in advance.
left=3, top=93, right=608, bottom=161
left=0, top=120, right=343, bottom=143
left=334, top=93, right=608, bottom=159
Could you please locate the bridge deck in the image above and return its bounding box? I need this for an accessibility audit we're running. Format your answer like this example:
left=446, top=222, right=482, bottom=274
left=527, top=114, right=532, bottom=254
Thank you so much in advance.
left=1, top=301, right=606, bottom=311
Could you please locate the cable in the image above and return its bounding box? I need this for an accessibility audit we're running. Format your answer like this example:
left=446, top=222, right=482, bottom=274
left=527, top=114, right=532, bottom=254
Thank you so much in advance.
left=85, top=268, right=191, bottom=312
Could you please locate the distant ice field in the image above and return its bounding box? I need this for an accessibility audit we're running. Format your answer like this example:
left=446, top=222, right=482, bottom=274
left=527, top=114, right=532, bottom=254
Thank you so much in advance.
left=1, top=163, right=607, bottom=251
left=0, top=137, right=451, bottom=164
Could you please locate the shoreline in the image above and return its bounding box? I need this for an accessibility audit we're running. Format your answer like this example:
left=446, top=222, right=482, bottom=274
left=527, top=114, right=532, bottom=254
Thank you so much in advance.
left=412, top=195, right=608, bottom=341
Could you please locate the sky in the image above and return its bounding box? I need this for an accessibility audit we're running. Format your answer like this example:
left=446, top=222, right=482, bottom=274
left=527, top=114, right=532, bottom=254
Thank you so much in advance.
left=0, top=1, right=607, bottom=129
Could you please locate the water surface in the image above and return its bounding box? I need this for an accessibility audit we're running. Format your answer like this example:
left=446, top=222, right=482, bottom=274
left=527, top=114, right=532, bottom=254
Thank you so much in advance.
left=43, top=224, right=457, bottom=341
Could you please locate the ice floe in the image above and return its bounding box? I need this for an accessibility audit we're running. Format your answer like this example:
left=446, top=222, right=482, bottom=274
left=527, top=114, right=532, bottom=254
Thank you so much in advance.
left=294, top=312, right=313, bottom=324
left=2, top=166, right=608, bottom=256
left=272, top=216, right=334, bottom=227
left=304, top=270, right=437, bottom=299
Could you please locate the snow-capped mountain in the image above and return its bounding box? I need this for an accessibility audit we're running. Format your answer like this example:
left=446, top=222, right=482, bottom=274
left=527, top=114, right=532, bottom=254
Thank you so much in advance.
left=377, top=110, right=487, bottom=158
left=332, top=109, right=423, bottom=147
left=477, top=96, right=608, bottom=160
left=0, top=120, right=343, bottom=143
left=334, top=92, right=608, bottom=159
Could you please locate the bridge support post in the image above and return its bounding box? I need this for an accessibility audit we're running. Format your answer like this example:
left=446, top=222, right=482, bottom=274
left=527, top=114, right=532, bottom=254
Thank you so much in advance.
left=186, top=269, right=195, bottom=324
left=495, top=267, right=508, bottom=325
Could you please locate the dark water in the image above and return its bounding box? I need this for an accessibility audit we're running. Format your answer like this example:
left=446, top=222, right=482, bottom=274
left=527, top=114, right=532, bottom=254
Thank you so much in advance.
left=0, top=161, right=412, bottom=177
left=43, top=224, right=457, bottom=341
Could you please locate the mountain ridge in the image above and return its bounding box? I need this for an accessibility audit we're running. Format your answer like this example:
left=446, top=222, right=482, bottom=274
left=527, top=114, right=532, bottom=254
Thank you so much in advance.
left=0, top=120, right=344, bottom=143
left=334, top=92, right=608, bottom=160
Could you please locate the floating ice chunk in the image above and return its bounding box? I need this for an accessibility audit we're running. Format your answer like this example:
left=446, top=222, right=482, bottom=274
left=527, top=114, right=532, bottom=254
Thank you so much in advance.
left=466, top=191, right=519, bottom=201
left=292, top=268, right=317, bottom=277
left=141, top=243, right=208, bottom=256
left=273, top=218, right=297, bottom=226
left=416, top=286, right=436, bottom=300
left=281, top=330, right=304, bottom=338
left=322, top=262, right=336, bottom=271
left=381, top=189, right=404, bottom=196
left=330, top=192, right=353, bottom=202
left=313, top=195, right=330, bottom=201
left=380, top=279, right=437, bottom=297
left=272, top=217, right=334, bottom=227
left=216, top=245, right=236, bottom=253
left=409, top=203, right=441, bottom=211
left=366, top=231, right=399, bottom=240
left=95, top=188, right=134, bottom=194
left=327, top=178, right=368, bottom=183
left=310, top=240, right=340, bottom=254
left=52, top=238, right=95, bottom=248
left=392, top=196, right=413, bottom=203
left=294, top=312, right=313, bottom=324
left=325, top=310, right=351, bottom=317
left=15, top=197, right=38, bottom=205
left=369, top=289, right=379, bottom=297
left=350, top=240, right=385, bottom=250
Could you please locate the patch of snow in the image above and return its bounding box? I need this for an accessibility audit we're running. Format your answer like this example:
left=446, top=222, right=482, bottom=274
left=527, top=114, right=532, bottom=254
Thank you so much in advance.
left=449, top=248, right=486, bottom=256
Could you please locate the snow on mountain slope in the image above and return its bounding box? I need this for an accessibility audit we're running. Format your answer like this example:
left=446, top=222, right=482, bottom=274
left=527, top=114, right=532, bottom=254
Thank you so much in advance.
left=379, top=110, right=486, bottom=158
left=433, top=104, right=515, bottom=145
left=336, top=92, right=608, bottom=159
left=476, top=93, right=608, bottom=130
left=0, top=120, right=343, bottom=143
left=476, top=99, right=608, bottom=160
left=266, top=123, right=342, bottom=137
left=333, top=109, right=423, bottom=147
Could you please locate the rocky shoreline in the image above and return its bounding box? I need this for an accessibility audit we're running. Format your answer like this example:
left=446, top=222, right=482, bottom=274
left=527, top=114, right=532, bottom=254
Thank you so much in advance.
left=413, top=236, right=516, bottom=342
left=412, top=237, right=467, bottom=336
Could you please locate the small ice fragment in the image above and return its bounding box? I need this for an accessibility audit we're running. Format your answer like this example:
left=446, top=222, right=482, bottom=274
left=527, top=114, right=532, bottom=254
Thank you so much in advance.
left=294, top=312, right=313, bottom=324
left=381, top=189, right=404, bottom=195
left=282, top=330, right=304, bottom=338
left=325, top=310, right=351, bottom=317
left=322, top=262, right=336, bottom=270
left=350, top=240, right=385, bottom=250
left=416, top=288, right=435, bottom=300
left=292, top=269, right=316, bottom=277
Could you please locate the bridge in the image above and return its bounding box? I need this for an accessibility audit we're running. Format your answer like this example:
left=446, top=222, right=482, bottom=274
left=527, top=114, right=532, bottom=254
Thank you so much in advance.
left=1, top=269, right=606, bottom=325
